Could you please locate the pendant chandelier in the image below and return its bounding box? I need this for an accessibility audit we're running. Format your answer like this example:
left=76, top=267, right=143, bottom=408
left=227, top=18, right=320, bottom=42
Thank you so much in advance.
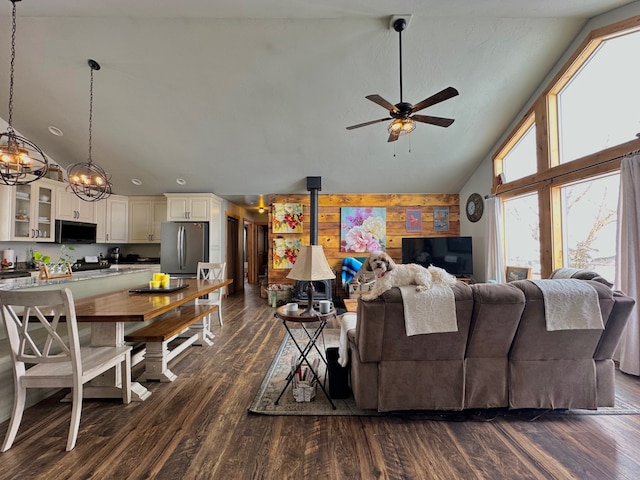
left=0, top=0, right=49, bottom=186
left=67, top=59, right=112, bottom=202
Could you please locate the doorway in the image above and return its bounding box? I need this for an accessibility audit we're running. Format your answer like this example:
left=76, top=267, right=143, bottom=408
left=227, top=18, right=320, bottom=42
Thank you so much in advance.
left=257, top=223, right=268, bottom=279
left=226, top=215, right=240, bottom=295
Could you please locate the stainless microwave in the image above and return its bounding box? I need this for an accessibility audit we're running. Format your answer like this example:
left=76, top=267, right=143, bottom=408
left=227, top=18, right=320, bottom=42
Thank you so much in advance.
left=54, top=220, right=97, bottom=244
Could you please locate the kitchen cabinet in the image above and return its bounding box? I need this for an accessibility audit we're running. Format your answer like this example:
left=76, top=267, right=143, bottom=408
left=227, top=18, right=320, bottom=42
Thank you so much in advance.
left=55, top=186, right=94, bottom=223
left=128, top=196, right=167, bottom=243
left=94, top=195, right=129, bottom=243
left=165, top=195, right=210, bottom=221
left=0, top=179, right=57, bottom=242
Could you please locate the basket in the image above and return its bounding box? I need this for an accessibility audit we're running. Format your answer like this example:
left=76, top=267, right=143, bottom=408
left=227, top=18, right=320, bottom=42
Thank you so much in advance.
left=349, top=279, right=375, bottom=298
left=266, top=285, right=292, bottom=307
left=291, top=355, right=319, bottom=402
left=292, top=381, right=317, bottom=402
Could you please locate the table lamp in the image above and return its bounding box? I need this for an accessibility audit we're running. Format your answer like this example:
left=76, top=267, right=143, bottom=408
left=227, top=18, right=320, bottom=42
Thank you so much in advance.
left=287, top=245, right=336, bottom=316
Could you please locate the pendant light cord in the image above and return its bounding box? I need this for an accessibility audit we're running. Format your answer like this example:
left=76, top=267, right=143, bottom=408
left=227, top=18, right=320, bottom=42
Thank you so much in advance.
left=7, top=0, right=17, bottom=133
left=88, top=64, right=94, bottom=163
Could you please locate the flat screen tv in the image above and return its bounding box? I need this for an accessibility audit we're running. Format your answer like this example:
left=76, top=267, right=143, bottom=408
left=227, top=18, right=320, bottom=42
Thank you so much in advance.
left=402, top=236, right=473, bottom=278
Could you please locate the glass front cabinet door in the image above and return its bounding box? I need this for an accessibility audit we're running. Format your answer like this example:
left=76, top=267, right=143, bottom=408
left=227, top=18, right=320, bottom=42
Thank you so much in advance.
left=11, top=181, right=56, bottom=242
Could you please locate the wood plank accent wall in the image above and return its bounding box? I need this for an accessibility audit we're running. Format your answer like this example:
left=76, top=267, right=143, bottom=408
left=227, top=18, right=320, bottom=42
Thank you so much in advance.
left=266, top=193, right=460, bottom=285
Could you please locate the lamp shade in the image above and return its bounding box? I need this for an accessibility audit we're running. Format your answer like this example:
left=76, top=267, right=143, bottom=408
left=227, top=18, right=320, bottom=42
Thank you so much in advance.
left=287, top=245, right=335, bottom=281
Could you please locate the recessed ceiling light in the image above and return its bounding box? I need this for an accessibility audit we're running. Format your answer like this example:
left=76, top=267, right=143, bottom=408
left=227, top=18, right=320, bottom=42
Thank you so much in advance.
left=48, top=126, right=63, bottom=136
left=131, top=178, right=142, bottom=186
left=176, top=178, right=186, bottom=185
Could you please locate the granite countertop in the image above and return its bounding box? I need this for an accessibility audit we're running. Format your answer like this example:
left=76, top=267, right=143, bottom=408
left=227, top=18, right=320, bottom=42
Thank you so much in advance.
left=0, top=267, right=157, bottom=291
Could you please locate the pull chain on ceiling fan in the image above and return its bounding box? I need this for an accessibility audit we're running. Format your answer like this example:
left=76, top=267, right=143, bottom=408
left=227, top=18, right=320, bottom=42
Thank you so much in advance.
left=347, top=17, right=459, bottom=143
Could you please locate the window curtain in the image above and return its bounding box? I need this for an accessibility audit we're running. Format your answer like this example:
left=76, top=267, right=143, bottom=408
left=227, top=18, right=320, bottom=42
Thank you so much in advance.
left=485, top=196, right=505, bottom=283
left=616, top=153, right=640, bottom=375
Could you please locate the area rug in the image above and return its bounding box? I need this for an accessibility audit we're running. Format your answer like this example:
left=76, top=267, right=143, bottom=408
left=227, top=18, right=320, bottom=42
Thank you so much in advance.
left=248, top=328, right=375, bottom=416
left=248, top=328, right=640, bottom=418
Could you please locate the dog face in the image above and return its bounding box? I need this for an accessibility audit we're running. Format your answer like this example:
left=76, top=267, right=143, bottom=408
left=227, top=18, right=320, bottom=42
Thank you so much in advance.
left=365, top=251, right=396, bottom=277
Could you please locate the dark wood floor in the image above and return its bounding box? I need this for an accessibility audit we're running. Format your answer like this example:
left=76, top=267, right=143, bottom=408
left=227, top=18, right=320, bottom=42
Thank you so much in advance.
left=1, top=284, right=640, bottom=480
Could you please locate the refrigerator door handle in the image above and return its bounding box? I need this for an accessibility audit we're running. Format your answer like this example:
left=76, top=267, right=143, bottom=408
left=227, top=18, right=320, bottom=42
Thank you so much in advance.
left=177, top=225, right=184, bottom=270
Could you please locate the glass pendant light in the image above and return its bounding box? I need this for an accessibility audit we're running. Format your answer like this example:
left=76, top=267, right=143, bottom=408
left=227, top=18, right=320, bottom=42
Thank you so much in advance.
left=67, top=59, right=112, bottom=202
left=0, top=0, right=49, bottom=186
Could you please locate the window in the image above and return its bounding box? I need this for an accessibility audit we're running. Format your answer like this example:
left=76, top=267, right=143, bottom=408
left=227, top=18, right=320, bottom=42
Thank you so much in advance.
left=492, top=17, right=640, bottom=278
left=503, top=193, right=540, bottom=278
left=559, top=173, right=619, bottom=280
left=502, top=123, right=537, bottom=182
left=557, top=32, right=640, bottom=164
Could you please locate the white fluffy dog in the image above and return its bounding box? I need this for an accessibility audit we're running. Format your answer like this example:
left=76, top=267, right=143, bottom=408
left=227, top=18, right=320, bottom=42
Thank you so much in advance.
left=358, top=251, right=456, bottom=301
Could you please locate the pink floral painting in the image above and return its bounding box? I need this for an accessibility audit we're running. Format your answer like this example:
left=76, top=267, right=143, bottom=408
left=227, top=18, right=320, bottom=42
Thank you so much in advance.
left=273, top=238, right=302, bottom=269
left=272, top=203, right=303, bottom=234
left=340, top=207, right=386, bottom=253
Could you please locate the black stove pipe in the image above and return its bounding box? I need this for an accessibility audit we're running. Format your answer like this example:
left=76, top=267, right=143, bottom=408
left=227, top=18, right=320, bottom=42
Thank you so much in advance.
left=307, top=176, right=321, bottom=245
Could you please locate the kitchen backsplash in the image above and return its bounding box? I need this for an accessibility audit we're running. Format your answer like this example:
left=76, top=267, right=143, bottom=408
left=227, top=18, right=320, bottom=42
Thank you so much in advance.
left=0, top=242, right=160, bottom=267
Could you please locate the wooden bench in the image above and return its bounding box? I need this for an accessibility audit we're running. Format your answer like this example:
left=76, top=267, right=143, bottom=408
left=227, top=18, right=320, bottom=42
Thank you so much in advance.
left=125, top=303, right=219, bottom=382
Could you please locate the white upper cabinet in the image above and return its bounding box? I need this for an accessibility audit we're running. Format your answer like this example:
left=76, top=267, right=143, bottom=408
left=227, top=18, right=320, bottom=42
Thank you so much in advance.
left=55, top=186, right=94, bottom=223
left=166, top=195, right=210, bottom=221
left=0, top=179, right=57, bottom=242
left=94, top=194, right=129, bottom=243
left=128, top=196, right=167, bottom=243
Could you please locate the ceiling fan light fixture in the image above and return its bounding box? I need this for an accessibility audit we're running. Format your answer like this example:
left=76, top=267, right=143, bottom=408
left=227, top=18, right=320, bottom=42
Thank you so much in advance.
left=346, top=14, right=458, bottom=142
left=67, top=59, right=112, bottom=202
left=0, top=0, right=49, bottom=186
left=388, top=118, right=415, bottom=135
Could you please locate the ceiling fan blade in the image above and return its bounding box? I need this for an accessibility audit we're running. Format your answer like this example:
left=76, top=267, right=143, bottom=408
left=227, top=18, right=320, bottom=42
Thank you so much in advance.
left=365, top=95, right=399, bottom=113
left=387, top=132, right=400, bottom=143
left=411, top=87, right=459, bottom=114
left=346, top=118, right=389, bottom=130
left=412, top=114, right=455, bottom=128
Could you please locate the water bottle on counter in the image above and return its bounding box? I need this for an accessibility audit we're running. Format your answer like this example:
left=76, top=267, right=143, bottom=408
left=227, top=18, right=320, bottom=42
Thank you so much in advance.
left=27, top=248, right=35, bottom=268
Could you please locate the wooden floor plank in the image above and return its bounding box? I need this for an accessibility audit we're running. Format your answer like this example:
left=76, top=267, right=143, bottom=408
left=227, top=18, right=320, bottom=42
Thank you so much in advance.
left=1, top=283, right=640, bottom=479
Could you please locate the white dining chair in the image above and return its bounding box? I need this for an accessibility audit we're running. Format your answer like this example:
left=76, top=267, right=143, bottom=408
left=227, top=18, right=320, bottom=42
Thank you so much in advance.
left=194, top=262, right=227, bottom=345
left=0, top=288, right=132, bottom=452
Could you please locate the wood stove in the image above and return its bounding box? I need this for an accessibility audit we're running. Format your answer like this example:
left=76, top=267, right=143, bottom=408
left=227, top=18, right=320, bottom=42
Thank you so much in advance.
left=292, top=279, right=332, bottom=303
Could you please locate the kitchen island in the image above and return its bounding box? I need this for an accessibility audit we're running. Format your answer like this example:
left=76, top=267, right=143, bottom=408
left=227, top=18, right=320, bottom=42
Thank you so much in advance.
left=0, top=266, right=160, bottom=422
left=0, top=266, right=158, bottom=294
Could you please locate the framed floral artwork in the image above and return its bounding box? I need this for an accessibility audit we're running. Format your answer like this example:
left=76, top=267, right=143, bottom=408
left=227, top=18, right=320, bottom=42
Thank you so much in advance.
left=272, top=203, right=303, bottom=233
left=340, top=207, right=386, bottom=252
left=273, top=238, right=302, bottom=269
left=406, top=208, right=422, bottom=232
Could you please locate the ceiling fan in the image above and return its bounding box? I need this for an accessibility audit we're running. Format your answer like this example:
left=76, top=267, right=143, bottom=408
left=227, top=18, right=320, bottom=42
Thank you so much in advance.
left=346, top=17, right=459, bottom=143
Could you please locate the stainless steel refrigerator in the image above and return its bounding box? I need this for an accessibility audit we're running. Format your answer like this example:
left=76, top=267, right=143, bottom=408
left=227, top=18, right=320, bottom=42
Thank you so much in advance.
left=160, top=222, right=209, bottom=277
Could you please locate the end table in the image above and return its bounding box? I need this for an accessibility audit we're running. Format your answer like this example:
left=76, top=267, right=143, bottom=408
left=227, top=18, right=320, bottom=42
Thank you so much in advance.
left=274, top=304, right=337, bottom=409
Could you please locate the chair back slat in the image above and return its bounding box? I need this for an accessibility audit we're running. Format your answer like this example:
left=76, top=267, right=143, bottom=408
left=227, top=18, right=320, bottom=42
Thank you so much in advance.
left=197, top=262, right=227, bottom=296
left=0, top=289, right=81, bottom=369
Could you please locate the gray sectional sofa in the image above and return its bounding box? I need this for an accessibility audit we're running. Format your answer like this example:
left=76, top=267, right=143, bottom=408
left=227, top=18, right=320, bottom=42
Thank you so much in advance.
left=347, top=279, right=635, bottom=412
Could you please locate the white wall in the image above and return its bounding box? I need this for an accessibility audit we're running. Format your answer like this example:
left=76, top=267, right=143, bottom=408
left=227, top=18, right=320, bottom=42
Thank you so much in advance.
left=459, top=1, right=640, bottom=282
left=459, top=158, right=493, bottom=282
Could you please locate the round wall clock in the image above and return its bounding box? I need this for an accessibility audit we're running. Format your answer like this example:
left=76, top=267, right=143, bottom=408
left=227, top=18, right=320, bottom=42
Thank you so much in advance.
left=465, top=193, right=484, bottom=222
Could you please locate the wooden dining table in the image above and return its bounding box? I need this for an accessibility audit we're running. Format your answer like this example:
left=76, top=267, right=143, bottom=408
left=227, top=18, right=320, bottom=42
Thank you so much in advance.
left=73, top=277, right=232, bottom=401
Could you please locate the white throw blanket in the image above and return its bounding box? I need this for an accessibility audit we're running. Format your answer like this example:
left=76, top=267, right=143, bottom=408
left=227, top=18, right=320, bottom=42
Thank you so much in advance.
left=338, top=313, right=357, bottom=367
left=399, top=285, right=457, bottom=336
left=530, top=279, right=604, bottom=331
left=550, top=267, right=584, bottom=279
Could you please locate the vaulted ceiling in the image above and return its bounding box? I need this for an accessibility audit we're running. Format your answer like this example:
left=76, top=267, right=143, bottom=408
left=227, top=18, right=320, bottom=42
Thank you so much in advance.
left=0, top=1, right=634, bottom=208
